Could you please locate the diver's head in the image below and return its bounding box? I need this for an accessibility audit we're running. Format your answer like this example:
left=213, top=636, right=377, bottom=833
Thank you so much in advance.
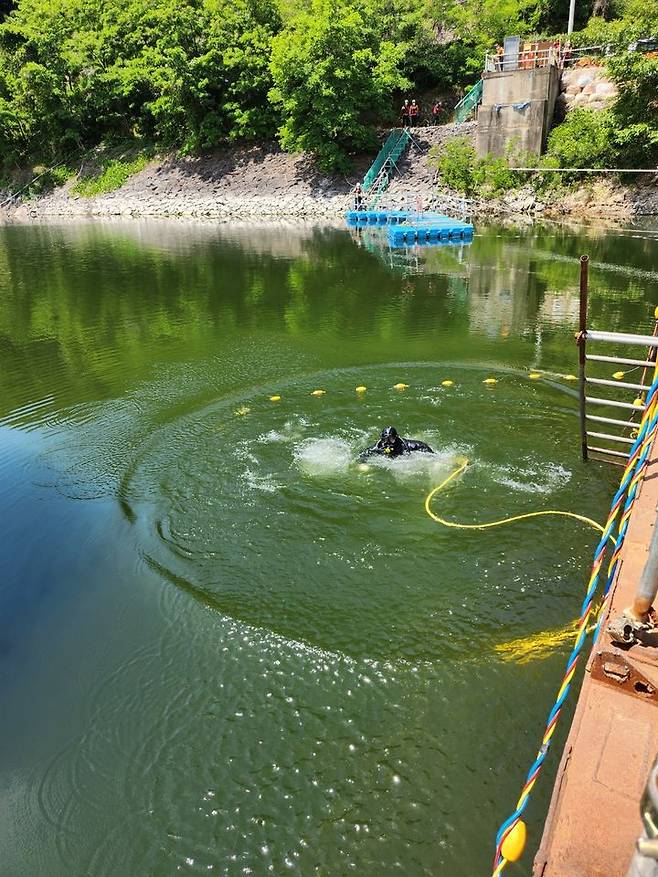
left=380, top=426, right=400, bottom=452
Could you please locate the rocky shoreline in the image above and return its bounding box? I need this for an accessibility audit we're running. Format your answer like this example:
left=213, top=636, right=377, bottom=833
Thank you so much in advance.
left=2, top=122, right=657, bottom=223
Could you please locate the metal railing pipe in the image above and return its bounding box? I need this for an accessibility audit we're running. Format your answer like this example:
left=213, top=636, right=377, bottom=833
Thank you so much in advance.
left=629, top=521, right=658, bottom=621
left=586, top=376, right=651, bottom=392
left=586, top=396, right=646, bottom=411
left=586, top=354, right=656, bottom=368
left=586, top=413, right=638, bottom=428
left=587, top=331, right=658, bottom=347
left=586, top=431, right=635, bottom=445
left=587, top=445, right=630, bottom=460
left=578, top=255, right=589, bottom=460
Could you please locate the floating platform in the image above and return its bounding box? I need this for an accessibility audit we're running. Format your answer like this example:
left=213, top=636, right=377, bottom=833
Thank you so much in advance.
left=345, top=209, right=474, bottom=244
left=388, top=223, right=474, bottom=246
left=345, top=209, right=416, bottom=225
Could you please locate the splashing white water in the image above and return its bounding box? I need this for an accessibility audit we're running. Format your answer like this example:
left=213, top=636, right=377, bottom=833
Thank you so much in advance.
left=294, top=438, right=354, bottom=476
left=489, top=462, right=571, bottom=494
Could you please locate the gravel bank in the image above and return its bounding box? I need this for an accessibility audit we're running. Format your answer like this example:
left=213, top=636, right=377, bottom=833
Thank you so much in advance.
left=2, top=122, right=656, bottom=223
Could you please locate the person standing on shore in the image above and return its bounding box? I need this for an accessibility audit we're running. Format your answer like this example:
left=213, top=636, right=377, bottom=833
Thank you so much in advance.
left=353, top=182, right=363, bottom=210
left=409, top=99, right=419, bottom=127
left=401, top=99, right=409, bottom=127
left=431, top=100, right=443, bottom=124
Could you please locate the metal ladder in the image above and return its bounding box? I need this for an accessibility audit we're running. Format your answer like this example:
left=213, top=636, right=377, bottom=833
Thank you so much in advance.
left=577, top=255, right=658, bottom=463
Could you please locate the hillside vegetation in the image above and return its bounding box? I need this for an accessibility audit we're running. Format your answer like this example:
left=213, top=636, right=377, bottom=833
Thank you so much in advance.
left=0, top=0, right=656, bottom=182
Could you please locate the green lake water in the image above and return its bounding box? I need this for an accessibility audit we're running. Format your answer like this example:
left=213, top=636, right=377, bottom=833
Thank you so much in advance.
left=1, top=217, right=657, bottom=876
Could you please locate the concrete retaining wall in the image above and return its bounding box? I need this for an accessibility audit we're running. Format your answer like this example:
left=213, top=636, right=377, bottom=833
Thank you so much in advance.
left=476, top=66, right=560, bottom=157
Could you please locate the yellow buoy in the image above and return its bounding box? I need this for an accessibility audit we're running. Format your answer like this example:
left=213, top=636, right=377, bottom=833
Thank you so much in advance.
left=654, top=305, right=658, bottom=320
left=528, top=372, right=541, bottom=380
left=355, top=385, right=367, bottom=393
left=235, top=405, right=251, bottom=416
left=501, top=819, right=527, bottom=863
left=311, top=389, right=326, bottom=396
left=483, top=378, right=498, bottom=385
left=564, top=374, right=578, bottom=381
left=633, top=397, right=645, bottom=408
left=393, top=383, right=409, bottom=390
left=441, top=380, right=454, bottom=387
left=269, top=395, right=281, bottom=402
left=612, top=371, right=625, bottom=380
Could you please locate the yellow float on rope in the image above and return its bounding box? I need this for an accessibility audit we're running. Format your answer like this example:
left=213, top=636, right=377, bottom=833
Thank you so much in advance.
left=441, top=380, right=454, bottom=387
left=613, top=371, right=626, bottom=380
left=528, top=373, right=541, bottom=380
left=563, top=374, right=577, bottom=381
left=311, top=389, right=327, bottom=396
left=393, top=383, right=409, bottom=390
left=355, top=385, right=367, bottom=393
left=483, top=378, right=498, bottom=385
left=654, top=305, right=658, bottom=320
left=633, top=397, right=645, bottom=408
left=501, top=820, right=527, bottom=863
left=269, top=395, right=281, bottom=402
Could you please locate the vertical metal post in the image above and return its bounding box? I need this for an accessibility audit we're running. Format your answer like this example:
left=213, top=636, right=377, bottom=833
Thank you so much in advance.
left=567, top=0, right=576, bottom=34
left=578, top=255, right=589, bottom=460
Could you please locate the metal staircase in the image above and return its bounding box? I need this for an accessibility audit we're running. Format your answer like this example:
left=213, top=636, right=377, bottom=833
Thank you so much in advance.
left=453, top=80, right=483, bottom=124
left=362, top=129, right=413, bottom=208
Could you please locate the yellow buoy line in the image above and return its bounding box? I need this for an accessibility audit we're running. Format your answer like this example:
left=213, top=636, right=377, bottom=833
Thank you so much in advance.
left=246, top=369, right=588, bottom=410
left=243, top=363, right=645, bottom=409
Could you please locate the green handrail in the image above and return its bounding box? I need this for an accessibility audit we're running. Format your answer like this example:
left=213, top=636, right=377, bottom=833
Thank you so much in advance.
left=363, top=129, right=406, bottom=192
left=364, top=129, right=412, bottom=208
left=453, top=80, right=483, bottom=124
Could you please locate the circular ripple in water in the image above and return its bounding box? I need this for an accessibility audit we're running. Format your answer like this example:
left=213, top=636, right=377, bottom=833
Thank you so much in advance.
left=120, top=363, right=609, bottom=660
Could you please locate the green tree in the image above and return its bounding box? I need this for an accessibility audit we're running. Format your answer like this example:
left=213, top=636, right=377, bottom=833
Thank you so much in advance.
left=607, top=51, right=658, bottom=166
left=546, top=108, right=615, bottom=167
left=269, top=0, right=408, bottom=171
left=0, top=0, right=281, bottom=173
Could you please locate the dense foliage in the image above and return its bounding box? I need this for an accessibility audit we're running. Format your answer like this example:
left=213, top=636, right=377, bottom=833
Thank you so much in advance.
left=430, top=136, right=527, bottom=196
left=0, top=0, right=656, bottom=177
left=270, top=0, right=408, bottom=170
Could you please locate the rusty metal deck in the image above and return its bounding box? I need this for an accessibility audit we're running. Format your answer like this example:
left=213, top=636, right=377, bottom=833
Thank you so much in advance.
left=534, top=451, right=658, bottom=877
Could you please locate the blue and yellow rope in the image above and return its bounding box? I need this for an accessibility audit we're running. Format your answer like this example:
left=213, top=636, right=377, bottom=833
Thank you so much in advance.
left=422, top=372, right=658, bottom=872
left=489, top=373, right=658, bottom=874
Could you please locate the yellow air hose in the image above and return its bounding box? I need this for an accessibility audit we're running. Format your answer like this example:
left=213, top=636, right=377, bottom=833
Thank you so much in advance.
left=424, top=460, right=612, bottom=662
left=424, top=460, right=605, bottom=535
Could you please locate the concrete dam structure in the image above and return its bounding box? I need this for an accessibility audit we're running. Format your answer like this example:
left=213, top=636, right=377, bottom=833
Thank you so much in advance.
left=476, top=65, right=560, bottom=158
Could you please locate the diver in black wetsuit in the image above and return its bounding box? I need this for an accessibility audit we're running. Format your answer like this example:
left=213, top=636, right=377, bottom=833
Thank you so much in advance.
left=359, top=426, right=434, bottom=461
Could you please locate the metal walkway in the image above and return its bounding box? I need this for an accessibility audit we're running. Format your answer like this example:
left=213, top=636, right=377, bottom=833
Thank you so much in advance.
left=361, top=129, right=413, bottom=209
